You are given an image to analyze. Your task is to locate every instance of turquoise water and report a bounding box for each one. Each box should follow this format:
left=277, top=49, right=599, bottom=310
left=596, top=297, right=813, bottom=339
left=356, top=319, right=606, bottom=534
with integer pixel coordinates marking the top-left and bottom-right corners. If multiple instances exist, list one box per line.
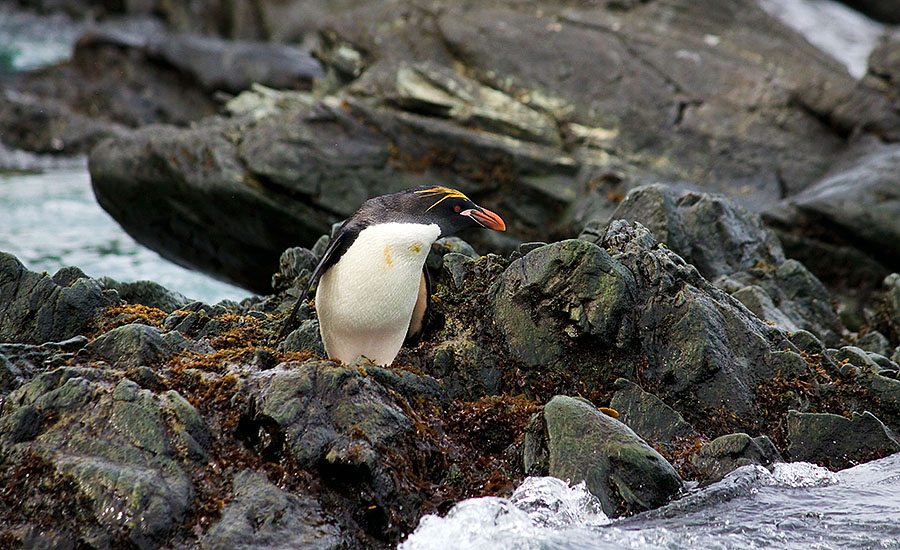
left=0, top=165, right=251, bottom=303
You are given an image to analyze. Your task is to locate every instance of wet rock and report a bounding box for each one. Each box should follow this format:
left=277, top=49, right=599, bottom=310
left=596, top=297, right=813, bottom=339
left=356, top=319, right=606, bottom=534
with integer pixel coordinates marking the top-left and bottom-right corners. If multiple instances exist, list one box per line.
left=609, top=379, right=697, bottom=445
left=590, top=184, right=785, bottom=280
left=785, top=410, right=900, bottom=469
left=99, top=277, right=190, bottom=313
left=691, top=433, right=782, bottom=485
left=200, top=470, right=343, bottom=550
left=772, top=138, right=900, bottom=280
left=0, top=253, right=119, bottom=345
left=2, top=366, right=195, bottom=549
left=238, top=359, right=432, bottom=538
left=492, top=239, right=636, bottom=367
left=531, top=395, right=682, bottom=516
left=84, top=323, right=212, bottom=369
left=715, top=259, right=843, bottom=347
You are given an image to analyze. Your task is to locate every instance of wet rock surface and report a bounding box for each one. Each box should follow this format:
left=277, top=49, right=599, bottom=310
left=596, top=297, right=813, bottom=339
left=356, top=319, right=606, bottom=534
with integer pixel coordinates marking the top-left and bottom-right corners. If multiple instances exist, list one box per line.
left=526, top=395, right=683, bottom=516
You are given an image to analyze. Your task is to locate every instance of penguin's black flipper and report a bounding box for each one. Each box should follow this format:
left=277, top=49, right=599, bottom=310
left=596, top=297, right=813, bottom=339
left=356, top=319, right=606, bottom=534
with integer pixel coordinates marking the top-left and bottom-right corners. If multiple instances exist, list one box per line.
left=404, top=267, right=433, bottom=346
left=276, top=229, right=354, bottom=343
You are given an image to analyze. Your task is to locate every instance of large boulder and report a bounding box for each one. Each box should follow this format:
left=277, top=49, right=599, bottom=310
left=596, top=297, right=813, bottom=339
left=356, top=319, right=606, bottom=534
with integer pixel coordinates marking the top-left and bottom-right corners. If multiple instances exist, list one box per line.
left=524, top=395, right=682, bottom=516
left=489, top=222, right=805, bottom=422
left=785, top=410, right=900, bottom=469
left=84, top=0, right=900, bottom=289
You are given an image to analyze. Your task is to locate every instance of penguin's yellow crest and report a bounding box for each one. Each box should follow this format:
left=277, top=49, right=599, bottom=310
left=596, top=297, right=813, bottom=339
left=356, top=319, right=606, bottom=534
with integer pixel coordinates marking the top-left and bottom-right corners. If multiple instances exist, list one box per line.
left=415, top=186, right=470, bottom=211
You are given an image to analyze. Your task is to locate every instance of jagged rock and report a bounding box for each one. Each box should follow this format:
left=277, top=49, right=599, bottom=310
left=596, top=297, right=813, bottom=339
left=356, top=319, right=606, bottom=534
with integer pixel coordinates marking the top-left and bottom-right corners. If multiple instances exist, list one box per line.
left=526, top=395, right=682, bottom=516
left=99, top=277, right=190, bottom=313
left=691, top=433, right=782, bottom=485
left=491, top=238, right=636, bottom=367
left=608, top=378, right=697, bottom=445
left=785, top=410, right=900, bottom=469
left=488, top=221, right=804, bottom=421
left=0, top=253, right=119, bottom=345
left=580, top=185, right=842, bottom=345
left=200, top=470, right=343, bottom=550
left=1, top=367, right=195, bottom=549
left=237, top=358, right=437, bottom=539
left=715, top=259, right=843, bottom=347
left=590, top=184, right=785, bottom=279
left=84, top=323, right=212, bottom=369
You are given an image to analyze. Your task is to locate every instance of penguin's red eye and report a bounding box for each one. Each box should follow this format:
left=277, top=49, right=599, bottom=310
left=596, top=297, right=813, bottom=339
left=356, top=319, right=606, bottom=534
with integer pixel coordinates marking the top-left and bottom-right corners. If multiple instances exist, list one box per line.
left=453, top=205, right=461, bottom=213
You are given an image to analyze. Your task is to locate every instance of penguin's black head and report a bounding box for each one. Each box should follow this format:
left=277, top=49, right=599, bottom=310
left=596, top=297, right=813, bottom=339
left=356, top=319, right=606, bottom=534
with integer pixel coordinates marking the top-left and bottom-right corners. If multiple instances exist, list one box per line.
left=359, top=186, right=506, bottom=237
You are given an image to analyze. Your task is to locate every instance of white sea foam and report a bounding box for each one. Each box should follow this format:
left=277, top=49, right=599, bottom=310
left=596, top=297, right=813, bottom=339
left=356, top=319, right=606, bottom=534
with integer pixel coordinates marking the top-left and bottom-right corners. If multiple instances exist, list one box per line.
left=400, top=478, right=609, bottom=550
left=757, top=0, right=885, bottom=79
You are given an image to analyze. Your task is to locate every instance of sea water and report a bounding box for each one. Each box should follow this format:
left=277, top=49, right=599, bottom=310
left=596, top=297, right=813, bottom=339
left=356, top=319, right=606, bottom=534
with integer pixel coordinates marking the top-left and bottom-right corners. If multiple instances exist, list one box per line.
left=0, top=164, right=249, bottom=304
left=401, top=453, right=900, bottom=550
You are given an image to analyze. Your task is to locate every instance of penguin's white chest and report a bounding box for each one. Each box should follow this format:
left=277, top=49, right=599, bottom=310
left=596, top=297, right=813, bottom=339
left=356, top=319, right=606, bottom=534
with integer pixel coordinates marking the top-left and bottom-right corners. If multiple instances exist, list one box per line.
left=315, top=222, right=441, bottom=365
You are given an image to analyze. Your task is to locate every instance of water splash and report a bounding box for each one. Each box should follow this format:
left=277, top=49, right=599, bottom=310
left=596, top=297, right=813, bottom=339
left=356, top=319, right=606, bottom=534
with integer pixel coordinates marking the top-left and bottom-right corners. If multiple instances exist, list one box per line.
left=401, top=454, right=900, bottom=550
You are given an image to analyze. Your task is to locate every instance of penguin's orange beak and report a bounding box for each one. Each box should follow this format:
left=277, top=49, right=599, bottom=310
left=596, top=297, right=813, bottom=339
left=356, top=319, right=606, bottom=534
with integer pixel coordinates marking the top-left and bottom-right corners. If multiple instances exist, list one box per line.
left=465, top=207, right=506, bottom=231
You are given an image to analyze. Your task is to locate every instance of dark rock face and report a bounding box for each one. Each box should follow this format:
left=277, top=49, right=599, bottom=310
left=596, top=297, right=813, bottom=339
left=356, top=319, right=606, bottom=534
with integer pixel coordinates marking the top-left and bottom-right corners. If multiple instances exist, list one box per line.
left=526, top=395, right=682, bottom=516
left=785, top=410, right=900, bottom=469
left=609, top=378, right=697, bottom=445
left=78, top=0, right=900, bottom=291
left=691, top=433, right=782, bottom=486
left=590, top=184, right=785, bottom=280
left=0, top=253, right=119, bottom=344
left=200, top=470, right=343, bottom=550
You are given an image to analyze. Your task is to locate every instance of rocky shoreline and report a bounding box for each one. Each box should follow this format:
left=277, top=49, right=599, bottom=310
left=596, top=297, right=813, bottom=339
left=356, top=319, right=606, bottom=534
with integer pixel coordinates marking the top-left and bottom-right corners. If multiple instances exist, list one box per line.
left=3, top=0, right=900, bottom=549
left=3, top=182, right=900, bottom=548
